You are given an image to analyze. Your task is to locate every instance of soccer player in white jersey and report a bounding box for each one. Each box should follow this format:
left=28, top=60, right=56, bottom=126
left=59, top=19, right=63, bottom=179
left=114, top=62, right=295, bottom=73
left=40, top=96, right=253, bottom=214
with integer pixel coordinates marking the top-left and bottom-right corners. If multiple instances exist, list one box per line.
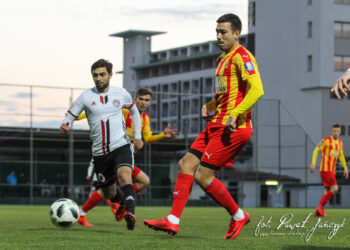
left=60, top=59, right=143, bottom=230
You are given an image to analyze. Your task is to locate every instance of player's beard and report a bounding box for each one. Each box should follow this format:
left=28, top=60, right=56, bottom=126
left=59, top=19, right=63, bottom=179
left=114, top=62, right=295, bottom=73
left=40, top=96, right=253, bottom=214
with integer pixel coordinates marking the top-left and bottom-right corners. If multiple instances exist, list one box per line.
left=95, top=81, right=109, bottom=93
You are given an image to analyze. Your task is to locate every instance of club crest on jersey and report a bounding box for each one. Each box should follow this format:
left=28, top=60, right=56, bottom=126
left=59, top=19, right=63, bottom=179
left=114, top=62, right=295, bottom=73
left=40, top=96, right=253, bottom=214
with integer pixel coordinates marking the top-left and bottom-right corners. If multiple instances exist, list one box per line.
left=113, top=99, right=120, bottom=108
left=244, top=61, right=255, bottom=72
left=91, top=101, right=96, bottom=106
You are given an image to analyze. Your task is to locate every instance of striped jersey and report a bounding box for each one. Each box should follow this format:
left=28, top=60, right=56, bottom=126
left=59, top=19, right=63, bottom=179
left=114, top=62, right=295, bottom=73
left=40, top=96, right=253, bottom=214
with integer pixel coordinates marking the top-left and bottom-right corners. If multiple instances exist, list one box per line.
left=68, top=86, right=141, bottom=156
left=123, top=109, right=165, bottom=144
left=211, top=45, right=260, bottom=128
left=315, top=137, right=345, bottom=173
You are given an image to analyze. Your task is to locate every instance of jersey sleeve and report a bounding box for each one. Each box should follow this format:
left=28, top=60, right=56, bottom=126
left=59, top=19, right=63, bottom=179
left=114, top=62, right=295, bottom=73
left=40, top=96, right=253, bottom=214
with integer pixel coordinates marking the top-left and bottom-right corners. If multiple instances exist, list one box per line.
left=339, top=141, right=348, bottom=170
left=142, top=114, right=165, bottom=144
left=69, top=93, right=85, bottom=117
left=203, top=100, right=216, bottom=111
left=311, top=139, right=327, bottom=165
left=122, top=89, right=134, bottom=109
left=234, top=50, right=260, bottom=81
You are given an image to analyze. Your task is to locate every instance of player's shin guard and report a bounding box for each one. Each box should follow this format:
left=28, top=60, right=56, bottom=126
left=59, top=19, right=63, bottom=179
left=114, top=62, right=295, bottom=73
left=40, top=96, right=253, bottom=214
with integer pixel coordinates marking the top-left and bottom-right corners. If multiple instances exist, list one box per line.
left=203, top=177, right=239, bottom=215
left=319, top=190, right=334, bottom=208
left=121, top=184, right=136, bottom=214
left=82, top=191, right=103, bottom=213
left=169, top=173, right=194, bottom=218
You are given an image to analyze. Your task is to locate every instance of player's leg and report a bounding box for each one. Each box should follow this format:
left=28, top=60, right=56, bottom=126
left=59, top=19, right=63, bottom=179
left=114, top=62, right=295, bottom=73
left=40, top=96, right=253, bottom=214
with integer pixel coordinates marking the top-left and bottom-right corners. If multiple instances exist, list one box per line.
left=78, top=188, right=104, bottom=226
left=197, top=126, right=251, bottom=239
left=116, top=165, right=136, bottom=230
left=132, top=167, right=150, bottom=193
left=315, top=173, right=337, bottom=217
left=143, top=152, right=200, bottom=235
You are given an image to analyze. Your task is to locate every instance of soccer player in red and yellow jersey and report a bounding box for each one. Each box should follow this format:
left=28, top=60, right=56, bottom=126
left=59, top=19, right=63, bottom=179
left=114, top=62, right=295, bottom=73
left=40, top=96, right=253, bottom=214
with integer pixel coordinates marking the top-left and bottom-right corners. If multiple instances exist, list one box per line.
left=310, top=124, right=349, bottom=217
left=77, top=88, right=176, bottom=226
left=144, top=13, right=264, bottom=239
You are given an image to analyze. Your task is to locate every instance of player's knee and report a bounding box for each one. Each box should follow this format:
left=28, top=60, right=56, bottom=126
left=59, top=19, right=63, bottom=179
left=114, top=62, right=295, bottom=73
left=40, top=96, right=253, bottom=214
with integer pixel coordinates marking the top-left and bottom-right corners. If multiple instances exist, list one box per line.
left=332, top=186, right=338, bottom=193
left=142, top=175, right=150, bottom=187
left=178, top=157, right=196, bottom=174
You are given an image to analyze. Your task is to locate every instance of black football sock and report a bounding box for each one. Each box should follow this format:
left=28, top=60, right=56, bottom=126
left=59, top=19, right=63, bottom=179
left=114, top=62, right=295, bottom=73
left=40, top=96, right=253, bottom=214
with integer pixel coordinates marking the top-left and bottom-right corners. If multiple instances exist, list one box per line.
left=110, top=188, right=123, bottom=204
left=121, top=184, right=136, bottom=214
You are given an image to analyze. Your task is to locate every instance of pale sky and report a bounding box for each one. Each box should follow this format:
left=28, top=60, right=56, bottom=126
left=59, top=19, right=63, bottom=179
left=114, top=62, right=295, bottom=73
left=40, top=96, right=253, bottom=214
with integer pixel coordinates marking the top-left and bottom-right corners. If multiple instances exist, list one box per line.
left=0, top=0, right=248, bottom=88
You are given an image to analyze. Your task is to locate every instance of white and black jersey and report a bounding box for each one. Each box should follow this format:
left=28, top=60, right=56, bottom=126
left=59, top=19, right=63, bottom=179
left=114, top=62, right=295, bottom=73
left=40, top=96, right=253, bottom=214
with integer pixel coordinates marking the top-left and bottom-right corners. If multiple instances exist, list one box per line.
left=62, top=86, right=141, bottom=156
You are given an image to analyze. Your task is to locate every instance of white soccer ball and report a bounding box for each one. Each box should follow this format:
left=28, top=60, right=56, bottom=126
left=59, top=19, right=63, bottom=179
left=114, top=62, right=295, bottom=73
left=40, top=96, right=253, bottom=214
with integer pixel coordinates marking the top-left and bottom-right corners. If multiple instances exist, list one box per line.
left=49, top=198, right=80, bottom=228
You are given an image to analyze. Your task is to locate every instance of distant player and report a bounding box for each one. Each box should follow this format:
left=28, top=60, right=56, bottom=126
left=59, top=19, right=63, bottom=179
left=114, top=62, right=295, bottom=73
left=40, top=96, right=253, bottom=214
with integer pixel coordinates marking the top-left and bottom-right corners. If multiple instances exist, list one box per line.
left=144, top=13, right=264, bottom=239
left=310, top=124, right=349, bottom=216
left=77, top=88, right=176, bottom=226
left=60, top=59, right=143, bottom=230
left=331, top=68, right=350, bottom=99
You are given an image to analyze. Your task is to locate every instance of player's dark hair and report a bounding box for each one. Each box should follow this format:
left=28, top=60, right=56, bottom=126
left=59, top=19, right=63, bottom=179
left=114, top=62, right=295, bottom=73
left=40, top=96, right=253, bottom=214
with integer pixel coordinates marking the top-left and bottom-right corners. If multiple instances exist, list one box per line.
left=136, top=88, right=152, bottom=98
left=91, top=59, right=113, bottom=74
left=217, top=13, right=242, bottom=32
left=332, top=123, right=341, bottom=128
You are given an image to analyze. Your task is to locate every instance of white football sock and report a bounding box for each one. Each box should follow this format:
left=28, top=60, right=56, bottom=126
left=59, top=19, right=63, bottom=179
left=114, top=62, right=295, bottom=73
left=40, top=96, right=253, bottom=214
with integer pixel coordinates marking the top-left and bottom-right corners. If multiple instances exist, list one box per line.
left=80, top=208, right=86, bottom=216
left=167, top=214, right=180, bottom=224
left=232, top=208, right=244, bottom=221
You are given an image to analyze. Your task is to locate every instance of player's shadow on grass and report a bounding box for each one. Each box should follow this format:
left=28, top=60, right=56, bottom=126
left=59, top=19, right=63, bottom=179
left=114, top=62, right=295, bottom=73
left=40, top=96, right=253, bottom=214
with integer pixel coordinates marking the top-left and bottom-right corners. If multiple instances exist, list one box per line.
left=283, top=246, right=350, bottom=250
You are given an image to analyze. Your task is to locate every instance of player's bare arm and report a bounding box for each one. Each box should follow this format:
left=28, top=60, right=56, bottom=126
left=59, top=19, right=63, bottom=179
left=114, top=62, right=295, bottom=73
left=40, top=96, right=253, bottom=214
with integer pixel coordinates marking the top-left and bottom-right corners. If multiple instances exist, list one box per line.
left=163, top=124, right=177, bottom=138
left=344, top=169, right=349, bottom=179
left=226, top=116, right=237, bottom=132
left=133, top=139, right=144, bottom=152
left=309, top=164, right=316, bottom=173
left=60, top=122, right=70, bottom=133
left=331, top=69, right=350, bottom=99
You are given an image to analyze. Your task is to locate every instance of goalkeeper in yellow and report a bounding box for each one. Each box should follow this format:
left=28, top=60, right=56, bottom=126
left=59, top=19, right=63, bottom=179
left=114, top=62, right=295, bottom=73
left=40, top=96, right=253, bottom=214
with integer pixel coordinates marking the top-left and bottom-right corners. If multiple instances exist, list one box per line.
left=77, top=88, right=176, bottom=226
left=310, top=124, right=348, bottom=217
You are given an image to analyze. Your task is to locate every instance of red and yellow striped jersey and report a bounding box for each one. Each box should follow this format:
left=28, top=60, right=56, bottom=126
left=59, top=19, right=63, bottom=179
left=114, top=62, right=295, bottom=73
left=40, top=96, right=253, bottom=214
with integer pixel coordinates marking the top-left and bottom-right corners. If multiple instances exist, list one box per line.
left=210, top=45, right=260, bottom=128
left=312, top=136, right=347, bottom=173
left=123, top=109, right=165, bottom=144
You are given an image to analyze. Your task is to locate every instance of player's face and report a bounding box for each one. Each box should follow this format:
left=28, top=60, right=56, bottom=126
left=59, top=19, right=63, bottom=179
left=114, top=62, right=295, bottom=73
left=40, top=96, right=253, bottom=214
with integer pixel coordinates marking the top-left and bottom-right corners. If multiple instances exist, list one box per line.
left=216, top=22, right=240, bottom=53
left=135, top=94, right=152, bottom=112
left=331, top=127, right=341, bottom=139
left=92, top=67, right=112, bottom=93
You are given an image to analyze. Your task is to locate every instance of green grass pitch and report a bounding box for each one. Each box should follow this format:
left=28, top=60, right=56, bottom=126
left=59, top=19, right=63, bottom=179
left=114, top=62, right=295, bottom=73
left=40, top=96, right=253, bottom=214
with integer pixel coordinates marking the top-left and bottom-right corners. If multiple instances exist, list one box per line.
left=0, top=205, right=349, bottom=249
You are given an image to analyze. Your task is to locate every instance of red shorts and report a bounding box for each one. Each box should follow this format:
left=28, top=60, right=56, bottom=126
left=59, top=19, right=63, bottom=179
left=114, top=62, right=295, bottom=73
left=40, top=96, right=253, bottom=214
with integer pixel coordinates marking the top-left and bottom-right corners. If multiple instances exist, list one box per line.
left=115, top=165, right=142, bottom=183
left=320, top=171, right=337, bottom=188
left=189, top=123, right=252, bottom=169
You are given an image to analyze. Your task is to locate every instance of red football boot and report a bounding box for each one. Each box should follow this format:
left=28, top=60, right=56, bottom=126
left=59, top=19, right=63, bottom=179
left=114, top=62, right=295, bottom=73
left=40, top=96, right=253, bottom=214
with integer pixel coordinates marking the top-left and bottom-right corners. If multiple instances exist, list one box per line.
left=124, top=212, right=136, bottom=230
left=314, top=207, right=327, bottom=217
left=224, top=211, right=250, bottom=240
left=77, top=215, right=93, bottom=227
left=106, top=199, right=120, bottom=215
left=144, top=218, right=179, bottom=236
left=115, top=204, right=126, bottom=221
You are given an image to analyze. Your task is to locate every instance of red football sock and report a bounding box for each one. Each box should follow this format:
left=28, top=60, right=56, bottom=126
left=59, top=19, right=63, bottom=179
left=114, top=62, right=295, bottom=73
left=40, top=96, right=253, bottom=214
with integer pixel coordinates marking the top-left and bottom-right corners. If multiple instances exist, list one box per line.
left=133, top=183, right=140, bottom=193
left=82, top=191, right=104, bottom=213
left=319, top=190, right=334, bottom=208
left=203, top=177, right=239, bottom=215
left=169, top=173, right=194, bottom=218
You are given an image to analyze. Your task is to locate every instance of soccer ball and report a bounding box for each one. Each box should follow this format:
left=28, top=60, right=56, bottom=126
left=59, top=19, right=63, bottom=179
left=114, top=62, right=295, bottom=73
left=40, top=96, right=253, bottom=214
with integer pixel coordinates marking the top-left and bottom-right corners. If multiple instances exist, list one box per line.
left=49, top=198, right=80, bottom=228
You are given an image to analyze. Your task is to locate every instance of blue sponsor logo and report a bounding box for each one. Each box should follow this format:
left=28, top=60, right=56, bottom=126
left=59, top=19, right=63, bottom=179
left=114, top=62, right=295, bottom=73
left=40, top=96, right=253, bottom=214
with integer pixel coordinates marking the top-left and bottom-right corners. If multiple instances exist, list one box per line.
left=244, top=62, right=254, bottom=72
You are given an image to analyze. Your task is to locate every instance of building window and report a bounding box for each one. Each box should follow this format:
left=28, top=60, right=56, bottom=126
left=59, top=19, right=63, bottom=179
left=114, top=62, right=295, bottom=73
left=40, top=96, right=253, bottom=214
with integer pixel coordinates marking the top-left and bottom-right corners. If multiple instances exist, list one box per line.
left=205, top=78, right=213, bottom=93
left=162, top=103, right=169, bottom=117
left=191, top=79, right=200, bottom=94
left=170, top=102, right=177, bottom=116
left=182, top=118, right=190, bottom=135
left=334, top=0, right=350, bottom=4
left=307, top=22, right=312, bottom=38
left=334, top=21, right=350, bottom=38
left=170, top=82, right=178, bottom=98
left=191, top=99, right=199, bottom=114
left=162, top=84, right=169, bottom=98
left=183, top=81, right=190, bottom=94
left=248, top=2, right=256, bottom=28
left=183, top=100, right=190, bottom=115
left=341, top=125, right=346, bottom=136
left=334, top=56, right=350, bottom=71
left=307, top=0, right=312, bottom=5
left=191, top=118, right=199, bottom=134
left=307, top=55, right=312, bottom=72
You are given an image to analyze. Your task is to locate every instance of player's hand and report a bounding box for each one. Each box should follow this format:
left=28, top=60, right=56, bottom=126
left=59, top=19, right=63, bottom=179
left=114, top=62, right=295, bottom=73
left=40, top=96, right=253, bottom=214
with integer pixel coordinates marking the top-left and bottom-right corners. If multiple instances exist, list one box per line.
left=134, top=139, right=144, bottom=152
left=86, top=176, right=91, bottom=181
left=344, top=170, right=349, bottom=179
left=60, top=122, right=70, bottom=133
left=163, top=124, right=177, bottom=138
left=225, top=116, right=237, bottom=132
left=309, top=164, right=316, bottom=173
left=202, top=106, right=214, bottom=121
left=331, top=71, right=350, bottom=99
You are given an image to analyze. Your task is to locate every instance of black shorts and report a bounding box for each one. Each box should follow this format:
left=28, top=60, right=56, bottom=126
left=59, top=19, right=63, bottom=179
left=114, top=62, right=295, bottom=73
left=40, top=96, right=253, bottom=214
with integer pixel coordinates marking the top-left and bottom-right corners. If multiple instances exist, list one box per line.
left=93, top=144, right=134, bottom=187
